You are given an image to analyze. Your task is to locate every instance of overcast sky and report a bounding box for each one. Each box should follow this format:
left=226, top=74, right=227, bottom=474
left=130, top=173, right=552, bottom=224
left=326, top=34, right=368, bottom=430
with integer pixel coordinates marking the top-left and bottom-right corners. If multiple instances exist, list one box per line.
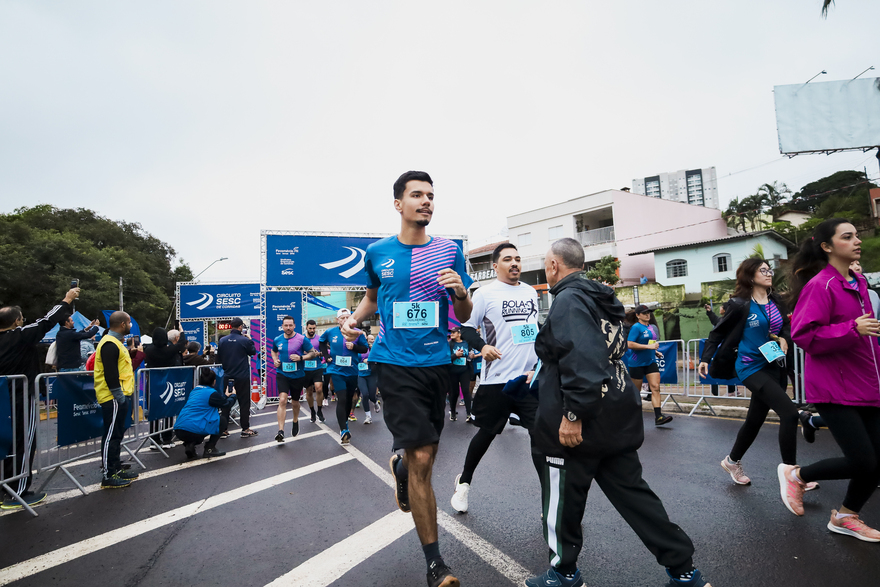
left=2, top=1, right=878, bottom=283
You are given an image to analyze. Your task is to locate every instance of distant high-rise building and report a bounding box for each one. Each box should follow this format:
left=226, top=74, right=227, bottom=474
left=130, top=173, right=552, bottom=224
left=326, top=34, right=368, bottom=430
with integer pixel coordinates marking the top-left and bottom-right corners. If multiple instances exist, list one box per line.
left=632, top=167, right=719, bottom=209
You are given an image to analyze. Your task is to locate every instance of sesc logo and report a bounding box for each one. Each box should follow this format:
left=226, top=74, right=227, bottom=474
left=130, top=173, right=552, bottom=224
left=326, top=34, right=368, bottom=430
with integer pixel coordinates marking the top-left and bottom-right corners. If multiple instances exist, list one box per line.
left=281, top=269, right=295, bottom=276
left=320, top=247, right=366, bottom=279
left=160, top=381, right=187, bottom=405
left=186, top=293, right=214, bottom=311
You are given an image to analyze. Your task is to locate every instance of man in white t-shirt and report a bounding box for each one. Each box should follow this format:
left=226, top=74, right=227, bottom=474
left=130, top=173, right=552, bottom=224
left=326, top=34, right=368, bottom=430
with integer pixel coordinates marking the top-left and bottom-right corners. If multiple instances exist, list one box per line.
left=451, top=242, right=539, bottom=513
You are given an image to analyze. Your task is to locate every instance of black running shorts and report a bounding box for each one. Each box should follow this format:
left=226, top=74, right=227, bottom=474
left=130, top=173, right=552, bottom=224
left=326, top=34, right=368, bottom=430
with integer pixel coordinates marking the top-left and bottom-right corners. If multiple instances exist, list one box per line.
left=374, top=362, right=449, bottom=451
left=276, top=373, right=305, bottom=395
left=304, top=370, right=324, bottom=386
left=471, top=383, right=538, bottom=435
left=628, top=363, right=659, bottom=380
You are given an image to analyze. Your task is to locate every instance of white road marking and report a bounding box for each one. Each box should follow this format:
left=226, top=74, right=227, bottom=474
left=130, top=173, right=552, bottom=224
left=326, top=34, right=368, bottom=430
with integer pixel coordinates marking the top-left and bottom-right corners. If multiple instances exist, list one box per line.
left=0, top=453, right=354, bottom=586
left=311, top=422, right=533, bottom=584
left=2, top=430, right=325, bottom=517
left=265, top=510, right=414, bottom=587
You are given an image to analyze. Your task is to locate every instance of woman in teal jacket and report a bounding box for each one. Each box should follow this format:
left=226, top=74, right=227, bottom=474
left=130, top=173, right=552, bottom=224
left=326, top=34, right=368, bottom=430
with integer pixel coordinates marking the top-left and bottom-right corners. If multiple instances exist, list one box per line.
left=175, top=369, right=236, bottom=459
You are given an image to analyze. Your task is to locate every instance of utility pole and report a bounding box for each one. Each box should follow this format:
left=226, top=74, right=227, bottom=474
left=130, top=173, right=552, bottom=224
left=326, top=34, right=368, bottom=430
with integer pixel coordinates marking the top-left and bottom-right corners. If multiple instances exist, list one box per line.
left=119, top=277, right=124, bottom=312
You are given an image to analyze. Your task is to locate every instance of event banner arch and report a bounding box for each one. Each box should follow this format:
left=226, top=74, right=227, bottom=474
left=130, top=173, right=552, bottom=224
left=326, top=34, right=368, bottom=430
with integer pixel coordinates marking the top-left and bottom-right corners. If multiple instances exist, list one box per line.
left=262, top=231, right=466, bottom=289
left=177, top=282, right=262, bottom=321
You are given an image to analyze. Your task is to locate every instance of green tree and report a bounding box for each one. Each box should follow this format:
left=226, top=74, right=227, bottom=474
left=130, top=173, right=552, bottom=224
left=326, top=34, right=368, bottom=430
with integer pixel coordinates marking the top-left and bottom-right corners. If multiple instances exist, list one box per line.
left=723, top=197, right=748, bottom=232
left=787, top=170, right=875, bottom=216
left=757, top=181, right=792, bottom=217
left=585, top=255, right=620, bottom=285
left=0, top=206, right=192, bottom=333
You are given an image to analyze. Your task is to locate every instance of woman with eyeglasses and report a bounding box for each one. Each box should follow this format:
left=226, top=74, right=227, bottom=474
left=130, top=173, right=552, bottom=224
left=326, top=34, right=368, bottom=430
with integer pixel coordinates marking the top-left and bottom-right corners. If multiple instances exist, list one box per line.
left=699, top=257, right=805, bottom=487
left=778, top=218, right=880, bottom=542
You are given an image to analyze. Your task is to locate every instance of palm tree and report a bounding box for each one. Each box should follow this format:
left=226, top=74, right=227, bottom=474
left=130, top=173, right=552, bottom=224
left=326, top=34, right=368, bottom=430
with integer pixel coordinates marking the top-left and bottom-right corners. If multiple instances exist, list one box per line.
left=822, top=1, right=835, bottom=17
left=757, top=181, right=792, bottom=217
left=724, top=197, right=747, bottom=232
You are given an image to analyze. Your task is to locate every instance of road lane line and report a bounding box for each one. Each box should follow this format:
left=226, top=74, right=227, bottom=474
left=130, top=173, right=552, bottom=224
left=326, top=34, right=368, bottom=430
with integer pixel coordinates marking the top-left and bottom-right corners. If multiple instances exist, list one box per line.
left=264, top=510, right=414, bottom=587
left=312, top=422, right=533, bottom=584
left=0, top=453, right=354, bottom=586
left=1, top=430, right=325, bottom=517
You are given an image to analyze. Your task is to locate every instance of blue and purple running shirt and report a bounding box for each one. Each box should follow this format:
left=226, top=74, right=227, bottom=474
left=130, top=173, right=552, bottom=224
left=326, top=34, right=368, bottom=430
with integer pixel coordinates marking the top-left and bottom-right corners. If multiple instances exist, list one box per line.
left=364, top=236, right=473, bottom=367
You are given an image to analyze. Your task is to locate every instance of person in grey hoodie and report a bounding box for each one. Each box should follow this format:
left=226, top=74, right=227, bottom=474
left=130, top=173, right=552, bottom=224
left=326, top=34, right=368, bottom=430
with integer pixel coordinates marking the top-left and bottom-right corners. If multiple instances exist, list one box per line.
left=781, top=218, right=880, bottom=542
left=526, top=238, right=711, bottom=587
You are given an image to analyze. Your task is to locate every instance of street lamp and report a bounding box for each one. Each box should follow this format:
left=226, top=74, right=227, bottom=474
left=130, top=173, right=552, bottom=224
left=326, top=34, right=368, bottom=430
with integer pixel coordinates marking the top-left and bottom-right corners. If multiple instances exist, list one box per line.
left=805, top=70, right=827, bottom=84
left=852, top=66, right=875, bottom=81
left=164, top=257, right=228, bottom=329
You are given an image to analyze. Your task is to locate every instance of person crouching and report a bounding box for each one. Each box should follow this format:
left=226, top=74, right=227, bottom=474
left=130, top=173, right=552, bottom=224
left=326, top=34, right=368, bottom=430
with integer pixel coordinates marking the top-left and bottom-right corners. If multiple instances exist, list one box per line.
left=174, top=369, right=235, bottom=459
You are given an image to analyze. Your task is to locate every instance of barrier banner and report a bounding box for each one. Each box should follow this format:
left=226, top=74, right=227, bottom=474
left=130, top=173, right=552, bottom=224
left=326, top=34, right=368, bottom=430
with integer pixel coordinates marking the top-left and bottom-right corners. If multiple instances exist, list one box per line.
left=658, top=341, right=678, bottom=384
left=54, top=374, right=103, bottom=447
left=698, top=339, right=742, bottom=387
left=147, top=369, right=193, bottom=421
left=181, top=321, right=206, bottom=354
left=0, top=378, right=11, bottom=461
left=179, top=283, right=261, bottom=320
left=266, top=234, right=464, bottom=287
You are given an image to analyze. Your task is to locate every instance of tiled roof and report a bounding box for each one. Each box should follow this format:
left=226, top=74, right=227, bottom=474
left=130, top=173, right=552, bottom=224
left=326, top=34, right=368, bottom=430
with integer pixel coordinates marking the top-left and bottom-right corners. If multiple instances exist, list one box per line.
left=629, top=230, right=794, bottom=255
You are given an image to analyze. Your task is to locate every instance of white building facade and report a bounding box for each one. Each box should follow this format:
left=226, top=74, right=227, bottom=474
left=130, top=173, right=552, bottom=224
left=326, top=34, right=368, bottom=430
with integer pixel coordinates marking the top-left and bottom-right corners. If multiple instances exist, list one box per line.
left=632, top=167, right=719, bottom=209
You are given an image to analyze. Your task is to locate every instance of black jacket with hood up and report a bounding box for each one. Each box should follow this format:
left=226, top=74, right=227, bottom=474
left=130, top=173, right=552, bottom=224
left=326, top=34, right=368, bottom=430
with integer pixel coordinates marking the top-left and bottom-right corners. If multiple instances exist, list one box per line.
left=143, top=328, right=187, bottom=369
left=532, top=272, right=644, bottom=459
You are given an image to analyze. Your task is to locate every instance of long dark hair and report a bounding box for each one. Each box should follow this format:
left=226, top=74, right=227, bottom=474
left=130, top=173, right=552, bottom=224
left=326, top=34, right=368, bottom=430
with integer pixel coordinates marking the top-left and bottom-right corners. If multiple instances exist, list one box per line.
left=733, top=257, right=769, bottom=300
left=785, top=218, right=851, bottom=308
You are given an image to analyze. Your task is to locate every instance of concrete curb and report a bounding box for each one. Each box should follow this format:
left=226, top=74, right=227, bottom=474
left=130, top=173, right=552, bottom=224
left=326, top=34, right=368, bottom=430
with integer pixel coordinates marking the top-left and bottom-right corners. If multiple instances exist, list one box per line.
left=642, top=398, right=784, bottom=421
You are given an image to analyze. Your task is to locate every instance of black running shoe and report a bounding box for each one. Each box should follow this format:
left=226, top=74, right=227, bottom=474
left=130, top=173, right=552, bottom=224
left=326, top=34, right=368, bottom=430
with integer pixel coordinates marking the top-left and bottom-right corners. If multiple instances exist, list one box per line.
left=450, top=411, right=457, bottom=422
left=275, top=430, right=285, bottom=443
left=310, top=409, right=317, bottom=423
left=101, top=473, right=132, bottom=489
left=291, top=420, right=299, bottom=437
left=0, top=491, right=48, bottom=510
left=655, top=414, right=673, bottom=426
left=204, top=447, right=226, bottom=457
left=317, top=407, right=325, bottom=423
left=389, top=454, right=410, bottom=513
left=426, top=560, right=460, bottom=587
left=799, top=411, right=816, bottom=443
left=117, top=469, right=139, bottom=481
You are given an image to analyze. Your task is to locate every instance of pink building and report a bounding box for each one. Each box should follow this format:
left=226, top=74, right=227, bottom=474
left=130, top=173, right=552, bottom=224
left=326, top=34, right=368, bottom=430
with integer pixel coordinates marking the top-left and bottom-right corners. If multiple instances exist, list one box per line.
left=506, top=189, right=729, bottom=286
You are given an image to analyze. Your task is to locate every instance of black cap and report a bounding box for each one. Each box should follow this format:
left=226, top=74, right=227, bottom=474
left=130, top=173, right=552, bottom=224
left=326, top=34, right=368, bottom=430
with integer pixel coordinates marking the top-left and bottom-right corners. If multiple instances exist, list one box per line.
left=634, top=305, right=652, bottom=314
left=230, top=317, right=245, bottom=328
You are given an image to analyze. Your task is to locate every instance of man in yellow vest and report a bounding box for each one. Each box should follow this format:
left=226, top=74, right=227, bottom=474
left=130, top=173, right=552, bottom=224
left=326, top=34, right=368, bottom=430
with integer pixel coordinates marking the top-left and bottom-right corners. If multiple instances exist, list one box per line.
left=94, top=311, right=139, bottom=489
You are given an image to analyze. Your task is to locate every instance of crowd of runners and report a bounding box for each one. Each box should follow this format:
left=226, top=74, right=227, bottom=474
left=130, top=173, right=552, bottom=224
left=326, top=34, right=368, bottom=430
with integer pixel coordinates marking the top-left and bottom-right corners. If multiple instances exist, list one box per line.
left=3, top=170, right=880, bottom=587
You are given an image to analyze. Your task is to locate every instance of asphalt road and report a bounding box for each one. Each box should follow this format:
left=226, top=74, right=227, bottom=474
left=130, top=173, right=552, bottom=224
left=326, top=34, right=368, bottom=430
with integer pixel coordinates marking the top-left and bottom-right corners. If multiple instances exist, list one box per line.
left=1, top=400, right=879, bottom=587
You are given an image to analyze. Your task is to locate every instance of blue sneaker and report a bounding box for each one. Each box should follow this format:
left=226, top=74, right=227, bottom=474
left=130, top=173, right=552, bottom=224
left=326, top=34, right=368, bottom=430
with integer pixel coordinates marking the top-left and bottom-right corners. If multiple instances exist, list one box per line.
left=524, top=568, right=583, bottom=587
left=666, top=568, right=711, bottom=586
left=340, top=429, right=351, bottom=445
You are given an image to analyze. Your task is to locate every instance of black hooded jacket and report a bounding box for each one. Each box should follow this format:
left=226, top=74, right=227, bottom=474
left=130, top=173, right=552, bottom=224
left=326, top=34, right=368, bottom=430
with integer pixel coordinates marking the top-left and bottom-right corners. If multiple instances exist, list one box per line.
left=143, top=328, right=187, bottom=369
left=532, top=272, right=644, bottom=459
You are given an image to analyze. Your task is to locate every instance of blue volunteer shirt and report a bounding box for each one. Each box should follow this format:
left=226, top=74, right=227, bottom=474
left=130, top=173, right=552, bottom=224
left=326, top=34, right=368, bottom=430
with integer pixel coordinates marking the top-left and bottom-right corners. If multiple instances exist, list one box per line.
left=627, top=322, right=656, bottom=367
left=272, top=333, right=314, bottom=378
left=735, top=300, right=783, bottom=381
left=320, top=326, right=367, bottom=377
left=364, top=236, right=473, bottom=368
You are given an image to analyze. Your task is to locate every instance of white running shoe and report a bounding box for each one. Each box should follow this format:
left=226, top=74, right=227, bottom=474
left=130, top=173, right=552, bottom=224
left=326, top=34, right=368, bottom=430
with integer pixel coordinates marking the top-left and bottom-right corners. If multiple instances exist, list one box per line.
left=450, top=473, right=470, bottom=513
left=364, top=414, right=372, bottom=425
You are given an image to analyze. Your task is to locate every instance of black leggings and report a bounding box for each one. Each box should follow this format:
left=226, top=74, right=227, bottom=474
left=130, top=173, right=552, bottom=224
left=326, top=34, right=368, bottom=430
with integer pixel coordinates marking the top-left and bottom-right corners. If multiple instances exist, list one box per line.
left=332, top=375, right=358, bottom=432
left=448, top=369, right=472, bottom=416
left=460, top=427, right=496, bottom=485
left=730, top=364, right=799, bottom=465
left=799, top=404, right=880, bottom=512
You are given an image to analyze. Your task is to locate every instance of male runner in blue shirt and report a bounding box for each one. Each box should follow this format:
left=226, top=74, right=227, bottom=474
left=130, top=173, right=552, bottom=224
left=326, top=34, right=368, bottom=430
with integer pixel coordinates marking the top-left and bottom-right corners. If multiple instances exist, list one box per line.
left=271, top=315, right=318, bottom=442
left=342, top=171, right=472, bottom=587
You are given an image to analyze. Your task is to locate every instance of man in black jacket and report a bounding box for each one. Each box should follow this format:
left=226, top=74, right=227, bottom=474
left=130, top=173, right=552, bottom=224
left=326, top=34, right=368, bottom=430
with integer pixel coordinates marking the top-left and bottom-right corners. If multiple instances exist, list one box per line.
left=1, top=287, right=79, bottom=509
left=218, top=318, right=257, bottom=437
left=55, top=314, right=100, bottom=371
left=143, top=327, right=188, bottom=448
left=526, top=238, right=711, bottom=587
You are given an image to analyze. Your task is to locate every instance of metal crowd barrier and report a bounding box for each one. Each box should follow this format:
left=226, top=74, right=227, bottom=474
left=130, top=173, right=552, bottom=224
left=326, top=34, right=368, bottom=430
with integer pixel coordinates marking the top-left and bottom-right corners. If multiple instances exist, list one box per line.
left=131, top=366, right=197, bottom=457
left=657, top=339, right=686, bottom=413
left=791, top=343, right=806, bottom=404
left=684, top=339, right=743, bottom=416
left=0, top=375, right=39, bottom=516
left=35, top=371, right=144, bottom=497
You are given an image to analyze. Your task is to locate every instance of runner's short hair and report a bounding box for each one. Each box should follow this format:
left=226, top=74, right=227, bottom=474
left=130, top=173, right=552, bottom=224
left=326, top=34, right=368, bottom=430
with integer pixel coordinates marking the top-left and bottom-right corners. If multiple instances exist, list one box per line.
left=492, top=243, right=518, bottom=263
left=0, top=306, right=22, bottom=329
left=393, top=171, right=433, bottom=200
left=282, top=315, right=295, bottom=323
left=306, top=319, right=316, bottom=327
left=550, top=238, right=585, bottom=270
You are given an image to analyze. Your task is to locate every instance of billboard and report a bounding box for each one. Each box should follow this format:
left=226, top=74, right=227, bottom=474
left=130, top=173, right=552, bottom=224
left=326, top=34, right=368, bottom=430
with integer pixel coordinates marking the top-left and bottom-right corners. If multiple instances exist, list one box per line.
left=265, top=290, right=305, bottom=339
left=265, top=234, right=465, bottom=287
left=180, top=321, right=206, bottom=354
left=178, top=283, right=261, bottom=320
left=775, top=77, right=880, bottom=154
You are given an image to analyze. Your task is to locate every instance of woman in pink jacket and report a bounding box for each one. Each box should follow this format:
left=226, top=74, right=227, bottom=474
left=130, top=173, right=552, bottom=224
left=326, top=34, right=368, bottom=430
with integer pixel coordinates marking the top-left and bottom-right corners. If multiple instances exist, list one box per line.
left=781, top=218, right=880, bottom=542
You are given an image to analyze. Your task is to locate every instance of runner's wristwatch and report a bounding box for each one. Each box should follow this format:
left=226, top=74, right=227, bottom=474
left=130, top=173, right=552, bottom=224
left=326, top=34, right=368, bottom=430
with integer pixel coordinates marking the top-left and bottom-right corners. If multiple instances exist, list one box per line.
left=566, top=411, right=578, bottom=422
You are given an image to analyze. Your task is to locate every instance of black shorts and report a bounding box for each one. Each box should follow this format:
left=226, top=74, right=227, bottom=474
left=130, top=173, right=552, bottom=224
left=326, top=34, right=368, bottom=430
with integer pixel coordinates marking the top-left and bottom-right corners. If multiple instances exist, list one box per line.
left=375, top=362, right=449, bottom=451
left=276, top=374, right=305, bottom=395
left=471, top=383, right=538, bottom=435
left=628, top=363, right=659, bottom=380
left=304, top=370, right=324, bottom=386
left=471, top=366, right=481, bottom=382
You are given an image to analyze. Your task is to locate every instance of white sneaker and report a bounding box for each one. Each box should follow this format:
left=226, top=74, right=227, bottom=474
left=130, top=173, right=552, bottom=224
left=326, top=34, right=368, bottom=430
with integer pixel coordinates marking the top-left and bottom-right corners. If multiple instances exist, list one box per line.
left=364, top=415, right=372, bottom=425
left=450, top=473, right=470, bottom=513
left=322, top=399, right=329, bottom=407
